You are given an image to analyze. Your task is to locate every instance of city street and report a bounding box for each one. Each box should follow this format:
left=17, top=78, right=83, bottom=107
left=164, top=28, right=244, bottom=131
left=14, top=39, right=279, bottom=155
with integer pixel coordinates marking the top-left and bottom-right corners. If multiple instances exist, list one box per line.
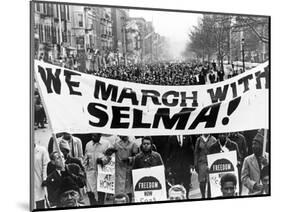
left=31, top=3, right=267, bottom=209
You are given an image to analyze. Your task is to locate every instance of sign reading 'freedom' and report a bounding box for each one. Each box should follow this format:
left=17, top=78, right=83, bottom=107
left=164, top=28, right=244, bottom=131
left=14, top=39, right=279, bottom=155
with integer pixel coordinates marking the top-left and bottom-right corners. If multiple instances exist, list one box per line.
left=34, top=60, right=269, bottom=135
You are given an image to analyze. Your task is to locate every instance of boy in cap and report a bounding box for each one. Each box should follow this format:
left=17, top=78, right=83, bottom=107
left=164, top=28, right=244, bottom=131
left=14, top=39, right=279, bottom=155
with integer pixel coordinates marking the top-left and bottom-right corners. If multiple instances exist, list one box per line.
left=241, top=132, right=269, bottom=194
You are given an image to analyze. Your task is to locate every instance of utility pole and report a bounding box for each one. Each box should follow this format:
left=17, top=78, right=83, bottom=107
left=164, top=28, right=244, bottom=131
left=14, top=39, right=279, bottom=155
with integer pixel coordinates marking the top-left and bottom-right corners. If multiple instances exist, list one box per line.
left=229, top=17, right=232, bottom=64
left=58, top=4, right=63, bottom=57
left=241, top=37, right=245, bottom=72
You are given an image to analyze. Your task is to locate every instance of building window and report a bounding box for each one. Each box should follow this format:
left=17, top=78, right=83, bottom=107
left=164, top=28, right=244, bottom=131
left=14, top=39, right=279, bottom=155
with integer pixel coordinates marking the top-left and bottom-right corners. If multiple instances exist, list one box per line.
left=55, top=4, right=58, bottom=18
left=47, top=4, right=52, bottom=16
left=56, top=27, right=60, bottom=43
left=78, top=14, right=83, bottom=27
left=52, top=25, right=57, bottom=44
left=35, top=3, right=40, bottom=12
left=43, top=3, right=47, bottom=14
left=39, top=24, right=43, bottom=43
left=45, top=26, right=51, bottom=43
left=60, top=5, right=65, bottom=20
left=44, top=25, right=47, bottom=42
left=66, top=6, right=70, bottom=21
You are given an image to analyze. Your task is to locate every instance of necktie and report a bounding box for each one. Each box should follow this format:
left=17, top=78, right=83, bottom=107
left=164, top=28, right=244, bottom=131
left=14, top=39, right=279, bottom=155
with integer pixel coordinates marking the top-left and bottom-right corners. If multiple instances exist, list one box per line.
left=178, top=135, right=183, bottom=147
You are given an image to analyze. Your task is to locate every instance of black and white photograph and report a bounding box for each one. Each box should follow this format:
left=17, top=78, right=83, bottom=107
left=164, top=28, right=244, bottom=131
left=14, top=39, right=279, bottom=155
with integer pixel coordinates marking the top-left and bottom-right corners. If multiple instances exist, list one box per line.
left=30, top=0, right=270, bottom=211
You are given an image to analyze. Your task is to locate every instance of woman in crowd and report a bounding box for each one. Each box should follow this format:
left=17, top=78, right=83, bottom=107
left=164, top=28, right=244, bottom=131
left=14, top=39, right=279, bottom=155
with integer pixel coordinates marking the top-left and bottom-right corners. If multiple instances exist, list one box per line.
left=194, top=134, right=217, bottom=198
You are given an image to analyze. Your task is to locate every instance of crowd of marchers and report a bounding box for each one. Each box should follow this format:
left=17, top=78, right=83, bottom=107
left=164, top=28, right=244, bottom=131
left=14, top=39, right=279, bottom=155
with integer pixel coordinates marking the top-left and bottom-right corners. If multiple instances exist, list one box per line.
left=34, top=130, right=269, bottom=209
left=34, top=58, right=268, bottom=209
left=38, top=51, right=245, bottom=86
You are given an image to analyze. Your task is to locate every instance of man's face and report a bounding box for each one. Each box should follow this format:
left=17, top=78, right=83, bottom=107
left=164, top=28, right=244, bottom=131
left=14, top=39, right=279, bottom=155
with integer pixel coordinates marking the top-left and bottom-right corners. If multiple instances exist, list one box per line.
left=142, top=139, right=152, bottom=152
left=221, top=181, right=236, bottom=197
left=60, top=190, right=80, bottom=207
left=203, top=134, right=210, bottom=138
left=169, top=190, right=185, bottom=200
left=61, top=148, right=69, bottom=158
left=252, top=140, right=263, bottom=156
left=120, top=136, right=129, bottom=142
left=219, top=133, right=227, bottom=142
left=92, top=133, right=101, bottom=143
left=63, top=133, right=71, bottom=140
left=52, top=153, right=65, bottom=170
left=262, top=176, right=269, bottom=194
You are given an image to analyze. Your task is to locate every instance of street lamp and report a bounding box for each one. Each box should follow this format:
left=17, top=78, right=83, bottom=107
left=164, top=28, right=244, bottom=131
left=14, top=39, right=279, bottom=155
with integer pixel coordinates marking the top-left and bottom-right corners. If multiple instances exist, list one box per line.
left=241, top=38, right=245, bottom=72
left=116, top=49, right=119, bottom=65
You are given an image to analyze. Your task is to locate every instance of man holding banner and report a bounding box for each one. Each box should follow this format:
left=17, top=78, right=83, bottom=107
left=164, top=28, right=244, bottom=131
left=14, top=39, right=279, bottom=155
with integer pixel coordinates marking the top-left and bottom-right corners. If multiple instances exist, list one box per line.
left=241, top=132, right=269, bottom=195
left=209, top=133, right=241, bottom=164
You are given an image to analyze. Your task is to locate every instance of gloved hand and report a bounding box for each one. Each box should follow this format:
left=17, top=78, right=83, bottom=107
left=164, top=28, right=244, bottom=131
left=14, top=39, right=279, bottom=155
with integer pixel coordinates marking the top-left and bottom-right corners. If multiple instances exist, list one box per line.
left=122, top=158, right=130, bottom=164
left=253, top=183, right=263, bottom=192
left=105, top=147, right=117, bottom=156
left=96, top=158, right=103, bottom=165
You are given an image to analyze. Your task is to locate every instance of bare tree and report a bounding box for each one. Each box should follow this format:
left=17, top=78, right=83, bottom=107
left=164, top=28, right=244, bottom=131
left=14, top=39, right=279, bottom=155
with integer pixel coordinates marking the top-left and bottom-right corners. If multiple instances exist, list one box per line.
left=234, top=16, right=269, bottom=43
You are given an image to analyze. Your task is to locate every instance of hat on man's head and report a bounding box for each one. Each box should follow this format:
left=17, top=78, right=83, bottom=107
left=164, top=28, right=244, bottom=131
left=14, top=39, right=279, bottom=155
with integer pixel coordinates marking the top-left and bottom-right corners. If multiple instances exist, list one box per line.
left=59, top=139, right=70, bottom=151
left=253, top=133, right=264, bottom=145
left=59, top=176, right=79, bottom=197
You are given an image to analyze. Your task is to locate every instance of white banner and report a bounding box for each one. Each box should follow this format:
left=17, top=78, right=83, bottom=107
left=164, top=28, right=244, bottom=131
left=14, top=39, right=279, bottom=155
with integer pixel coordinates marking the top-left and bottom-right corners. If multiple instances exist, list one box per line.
left=132, top=165, right=167, bottom=202
left=97, top=155, right=115, bottom=194
left=207, top=151, right=239, bottom=197
left=34, top=60, right=269, bottom=135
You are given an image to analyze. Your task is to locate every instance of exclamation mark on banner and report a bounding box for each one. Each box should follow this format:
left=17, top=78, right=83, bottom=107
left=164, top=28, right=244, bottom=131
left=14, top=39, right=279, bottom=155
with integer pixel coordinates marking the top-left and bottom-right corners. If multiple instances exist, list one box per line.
left=222, top=96, right=241, bottom=125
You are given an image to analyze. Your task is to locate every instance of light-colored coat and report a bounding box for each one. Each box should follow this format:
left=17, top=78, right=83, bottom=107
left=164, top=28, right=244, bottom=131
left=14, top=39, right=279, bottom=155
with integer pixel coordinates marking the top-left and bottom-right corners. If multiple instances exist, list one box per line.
left=241, top=153, right=269, bottom=194
left=83, top=140, right=111, bottom=193
left=34, top=145, right=49, bottom=202
left=114, top=140, right=139, bottom=194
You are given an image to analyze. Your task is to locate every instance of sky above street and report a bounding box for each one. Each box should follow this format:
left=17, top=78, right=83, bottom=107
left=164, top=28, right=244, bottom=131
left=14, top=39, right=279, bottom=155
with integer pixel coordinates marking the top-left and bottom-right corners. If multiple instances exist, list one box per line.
left=129, top=9, right=202, bottom=59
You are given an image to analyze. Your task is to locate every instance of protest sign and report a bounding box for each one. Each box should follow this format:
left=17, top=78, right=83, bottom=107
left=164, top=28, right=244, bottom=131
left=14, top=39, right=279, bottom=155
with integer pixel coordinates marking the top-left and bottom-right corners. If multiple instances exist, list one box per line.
left=34, top=60, right=269, bottom=135
left=132, top=165, right=167, bottom=202
left=207, top=151, right=239, bottom=197
left=97, top=155, right=115, bottom=194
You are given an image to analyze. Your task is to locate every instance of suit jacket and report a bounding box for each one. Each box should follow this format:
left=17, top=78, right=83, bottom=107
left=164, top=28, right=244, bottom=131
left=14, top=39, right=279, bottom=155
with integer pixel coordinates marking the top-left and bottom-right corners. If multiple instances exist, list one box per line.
left=166, top=135, right=194, bottom=170
left=209, top=138, right=242, bottom=162
left=229, top=133, right=248, bottom=161
left=43, top=164, right=85, bottom=206
left=133, top=151, right=163, bottom=169
left=241, top=153, right=269, bottom=194
left=194, top=135, right=217, bottom=167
